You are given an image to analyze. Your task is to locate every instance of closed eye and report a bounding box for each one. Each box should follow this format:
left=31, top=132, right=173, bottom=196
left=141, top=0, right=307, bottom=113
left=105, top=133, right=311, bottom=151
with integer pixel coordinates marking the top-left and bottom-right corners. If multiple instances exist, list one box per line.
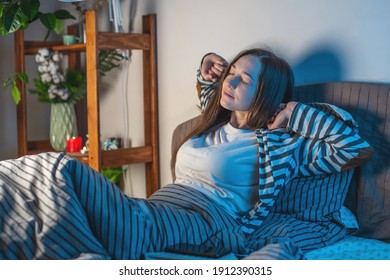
left=230, top=65, right=252, bottom=85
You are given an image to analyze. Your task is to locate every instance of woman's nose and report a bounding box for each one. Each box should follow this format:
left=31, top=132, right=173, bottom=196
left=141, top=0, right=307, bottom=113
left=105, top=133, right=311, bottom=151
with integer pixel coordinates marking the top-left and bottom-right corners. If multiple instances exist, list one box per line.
left=227, top=77, right=238, bottom=88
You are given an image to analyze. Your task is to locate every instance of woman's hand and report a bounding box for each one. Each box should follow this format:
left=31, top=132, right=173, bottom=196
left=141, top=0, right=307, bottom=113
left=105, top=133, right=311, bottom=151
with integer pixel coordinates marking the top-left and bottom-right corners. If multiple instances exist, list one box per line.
left=201, top=53, right=228, bottom=82
left=267, top=102, right=298, bottom=130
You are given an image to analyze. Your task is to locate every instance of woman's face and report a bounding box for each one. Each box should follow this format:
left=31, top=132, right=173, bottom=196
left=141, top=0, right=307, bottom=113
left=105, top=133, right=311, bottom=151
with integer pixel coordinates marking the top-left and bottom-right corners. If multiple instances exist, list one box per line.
left=220, top=54, right=261, bottom=113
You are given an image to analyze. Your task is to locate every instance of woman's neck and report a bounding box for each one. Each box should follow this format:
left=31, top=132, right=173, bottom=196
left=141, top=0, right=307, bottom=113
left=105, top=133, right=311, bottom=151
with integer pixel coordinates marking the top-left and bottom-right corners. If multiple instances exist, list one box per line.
left=230, top=111, right=249, bottom=129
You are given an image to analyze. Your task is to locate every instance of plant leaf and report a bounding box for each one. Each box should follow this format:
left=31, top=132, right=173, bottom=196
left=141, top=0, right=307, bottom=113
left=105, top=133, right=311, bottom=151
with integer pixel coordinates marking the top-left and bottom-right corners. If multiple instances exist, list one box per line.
left=0, top=23, right=7, bottom=36
left=53, top=9, right=76, bottom=20
left=98, top=50, right=127, bottom=77
left=3, top=72, right=28, bottom=104
left=11, top=84, right=21, bottom=105
left=102, top=167, right=123, bottom=185
left=53, top=18, right=64, bottom=34
left=31, top=10, right=41, bottom=22
left=39, top=12, right=58, bottom=40
left=17, top=72, right=29, bottom=84
left=20, top=0, right=40, bottom=20
left=3, top=76, right=12, bottom=88
left=39, top=12, right=57, bottom=31
left=3, top=5, right=22, bottom=33
left=0, top=4, right=4, bottom=35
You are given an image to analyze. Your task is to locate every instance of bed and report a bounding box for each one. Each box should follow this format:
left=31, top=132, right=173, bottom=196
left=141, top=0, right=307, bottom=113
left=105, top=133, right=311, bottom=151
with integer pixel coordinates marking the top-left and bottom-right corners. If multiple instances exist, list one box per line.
left=296, top=82, right=390, bottom=260
left=171, top=81, right=390, bottom=260
left=1, top=82, right=390, bottom=260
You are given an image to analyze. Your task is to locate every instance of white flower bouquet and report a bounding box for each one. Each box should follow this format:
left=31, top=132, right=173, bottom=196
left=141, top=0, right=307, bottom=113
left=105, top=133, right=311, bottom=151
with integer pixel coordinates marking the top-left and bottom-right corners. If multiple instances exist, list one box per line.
left=29, top=48, right=85, bottom=104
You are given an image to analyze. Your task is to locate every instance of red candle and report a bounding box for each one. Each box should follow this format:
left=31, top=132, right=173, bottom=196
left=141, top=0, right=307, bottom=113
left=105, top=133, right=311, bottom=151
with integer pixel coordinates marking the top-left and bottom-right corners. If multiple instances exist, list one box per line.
left=67, top=136, right=83, bottom=153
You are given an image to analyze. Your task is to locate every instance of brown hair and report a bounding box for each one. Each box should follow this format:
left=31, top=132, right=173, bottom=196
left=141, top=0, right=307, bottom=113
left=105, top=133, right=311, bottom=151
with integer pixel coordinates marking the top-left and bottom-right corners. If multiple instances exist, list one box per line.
left=171, top=48, right=294, bottom=171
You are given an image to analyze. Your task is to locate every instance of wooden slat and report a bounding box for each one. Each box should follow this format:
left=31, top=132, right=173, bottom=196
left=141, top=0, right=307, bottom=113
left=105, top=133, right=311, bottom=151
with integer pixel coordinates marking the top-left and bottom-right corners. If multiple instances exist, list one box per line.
left=24, top=42, right=85, bottom=55
left=101, top=147, right=153, bottom=168
left=66, top=146, right=153, bottom=168
left=66, top=153, right=89, bottom=165
left=85, top=10, right=101, bottom=171
left=142, top=14, right=159, bottom=197
left=67, top=24, right=81, bottom=70
left=14, top=30, right=28, bottom=157
left=97, top=32, right=150, bottom=50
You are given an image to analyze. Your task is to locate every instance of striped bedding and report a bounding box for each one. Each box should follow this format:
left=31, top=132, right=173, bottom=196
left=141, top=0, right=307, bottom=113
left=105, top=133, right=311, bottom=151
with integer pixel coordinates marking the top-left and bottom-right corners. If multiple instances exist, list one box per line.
left=0, top=103, right=374, bottom=260
left=0, top=151, right=372, bottom=260
left=0, top=153, right=110, bottom=259
left=1, top=152, right=302, bottom=260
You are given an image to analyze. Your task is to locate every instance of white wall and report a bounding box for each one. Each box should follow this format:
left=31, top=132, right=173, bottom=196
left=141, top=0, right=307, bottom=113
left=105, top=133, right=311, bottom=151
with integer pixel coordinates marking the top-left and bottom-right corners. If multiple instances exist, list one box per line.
left=1, top=0, right=389, bottom=198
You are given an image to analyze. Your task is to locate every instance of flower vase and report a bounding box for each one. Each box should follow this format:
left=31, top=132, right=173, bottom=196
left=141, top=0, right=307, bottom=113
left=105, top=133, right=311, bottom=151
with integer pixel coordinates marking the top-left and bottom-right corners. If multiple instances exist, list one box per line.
left=50, top=103, right=78, bottom=151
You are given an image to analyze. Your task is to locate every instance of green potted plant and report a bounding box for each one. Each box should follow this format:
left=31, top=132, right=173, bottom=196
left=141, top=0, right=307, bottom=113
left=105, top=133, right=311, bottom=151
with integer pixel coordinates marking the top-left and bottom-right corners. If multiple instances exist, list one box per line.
left=1, top=0, right=76, bottom=104
left=30, top=47, right=85, bottom=151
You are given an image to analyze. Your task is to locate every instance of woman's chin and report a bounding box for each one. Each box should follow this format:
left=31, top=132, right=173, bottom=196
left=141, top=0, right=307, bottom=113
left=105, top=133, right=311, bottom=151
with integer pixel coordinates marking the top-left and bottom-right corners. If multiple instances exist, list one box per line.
left=220, top=99, right=232, bottom=111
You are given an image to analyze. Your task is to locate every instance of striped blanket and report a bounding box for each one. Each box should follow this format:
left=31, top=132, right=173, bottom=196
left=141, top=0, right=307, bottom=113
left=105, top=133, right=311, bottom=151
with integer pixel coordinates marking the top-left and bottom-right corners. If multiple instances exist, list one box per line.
left=0, top=151, right=362, bottom=260
left=0, top=153, right=111, bottom=259
left=1, top=152, right=300, bottom=259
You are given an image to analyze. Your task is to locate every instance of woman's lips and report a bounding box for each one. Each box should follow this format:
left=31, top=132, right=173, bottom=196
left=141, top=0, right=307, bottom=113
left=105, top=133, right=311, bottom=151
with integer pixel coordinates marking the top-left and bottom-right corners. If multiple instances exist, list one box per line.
left=223, top=91, right=234, bottom=99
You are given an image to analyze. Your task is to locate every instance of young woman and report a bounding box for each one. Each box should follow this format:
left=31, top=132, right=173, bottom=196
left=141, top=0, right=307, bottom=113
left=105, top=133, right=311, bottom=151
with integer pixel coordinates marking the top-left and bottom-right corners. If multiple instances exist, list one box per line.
left=165, top=48, right=373, bottom=256
left=0, top=48, right=373, bottom=260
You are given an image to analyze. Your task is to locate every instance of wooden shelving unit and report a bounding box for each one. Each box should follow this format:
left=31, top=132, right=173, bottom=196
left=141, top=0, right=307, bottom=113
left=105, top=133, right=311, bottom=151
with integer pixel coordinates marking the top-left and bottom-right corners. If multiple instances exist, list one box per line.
left=14, top=10, right=159, bottom=197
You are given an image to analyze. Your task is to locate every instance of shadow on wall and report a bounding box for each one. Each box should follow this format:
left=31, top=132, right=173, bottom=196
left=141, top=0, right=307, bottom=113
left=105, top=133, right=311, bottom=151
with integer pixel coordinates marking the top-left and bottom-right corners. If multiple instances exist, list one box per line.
left=292, top=47, right=343, bottom=86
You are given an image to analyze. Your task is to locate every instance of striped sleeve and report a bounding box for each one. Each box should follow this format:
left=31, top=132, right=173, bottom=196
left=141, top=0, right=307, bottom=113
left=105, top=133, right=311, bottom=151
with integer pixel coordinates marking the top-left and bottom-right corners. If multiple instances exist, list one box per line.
left=196, top=69, right=218, bottom=112
left=240, top=102, right=373, bottom=235
left=287, top=103, right=374, bottom=177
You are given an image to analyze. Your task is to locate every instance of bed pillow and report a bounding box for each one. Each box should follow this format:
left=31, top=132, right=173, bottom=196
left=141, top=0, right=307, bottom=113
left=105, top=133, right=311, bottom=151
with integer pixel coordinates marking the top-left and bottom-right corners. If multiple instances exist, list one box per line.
left=293, top=82, right=390, bottom=242
left=270, top=169, right=354, bottom=228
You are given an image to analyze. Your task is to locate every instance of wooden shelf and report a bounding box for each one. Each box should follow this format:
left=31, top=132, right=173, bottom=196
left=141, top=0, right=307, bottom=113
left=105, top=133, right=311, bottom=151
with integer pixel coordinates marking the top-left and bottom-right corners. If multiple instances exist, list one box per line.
left=23, top=32, right=151, bottom=54
left=24, top=41, right=86, bottom=54
left=14, top=10, right=160, bottom=197
left=68, top=146, right=154, bottom=168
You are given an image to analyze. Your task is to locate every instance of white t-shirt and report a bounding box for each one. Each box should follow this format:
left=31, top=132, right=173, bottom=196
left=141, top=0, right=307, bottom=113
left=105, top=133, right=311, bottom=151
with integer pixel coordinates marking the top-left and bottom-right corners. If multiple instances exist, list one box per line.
left=174, top=122, right=259, bottom=218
